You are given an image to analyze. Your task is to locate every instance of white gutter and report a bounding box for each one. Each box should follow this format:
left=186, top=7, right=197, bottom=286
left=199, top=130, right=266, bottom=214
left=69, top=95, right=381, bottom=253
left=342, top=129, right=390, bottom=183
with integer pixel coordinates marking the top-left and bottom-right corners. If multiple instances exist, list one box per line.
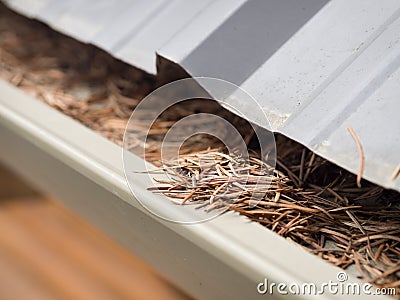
left=0, top=80, right=386, bottom=299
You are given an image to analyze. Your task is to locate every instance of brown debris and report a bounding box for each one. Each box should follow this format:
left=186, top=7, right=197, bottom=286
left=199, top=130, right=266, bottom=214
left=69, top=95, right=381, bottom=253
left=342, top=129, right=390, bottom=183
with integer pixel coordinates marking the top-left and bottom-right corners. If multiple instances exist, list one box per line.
left=347, top=126, right=365, bottom=188
left=392, top=164, right=400, bottom=181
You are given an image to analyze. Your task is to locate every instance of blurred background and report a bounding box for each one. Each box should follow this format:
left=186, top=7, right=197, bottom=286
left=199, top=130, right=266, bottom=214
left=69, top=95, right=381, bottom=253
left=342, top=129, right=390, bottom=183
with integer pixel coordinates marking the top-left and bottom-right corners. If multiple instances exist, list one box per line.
left=0, top=163, right=192, bottom=300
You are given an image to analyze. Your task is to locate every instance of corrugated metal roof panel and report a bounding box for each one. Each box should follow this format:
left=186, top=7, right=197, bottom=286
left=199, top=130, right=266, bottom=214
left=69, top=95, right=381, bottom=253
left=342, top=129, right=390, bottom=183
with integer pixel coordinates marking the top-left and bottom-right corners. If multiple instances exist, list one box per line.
left=5, top=0, right=243, bottom=74
left=158, top=0, right=247, bottom=63
left=160, top=0, right=400, bottom=192
left=114, top=0, right=215, bottom=74
left=5, top=0, right=50, bottom=17
left=92, top=0, right=169, bottom=53
left=5, top=0, right=400, bottom=192
left=178, top=0, right=329, bottom=86
left=42, top=0, right=136, bottom=42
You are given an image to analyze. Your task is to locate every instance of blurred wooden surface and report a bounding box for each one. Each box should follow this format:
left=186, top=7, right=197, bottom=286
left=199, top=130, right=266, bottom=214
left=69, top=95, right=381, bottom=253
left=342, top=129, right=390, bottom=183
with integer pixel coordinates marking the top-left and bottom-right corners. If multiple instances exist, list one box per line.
left=0, top=165, right=192, bottom=300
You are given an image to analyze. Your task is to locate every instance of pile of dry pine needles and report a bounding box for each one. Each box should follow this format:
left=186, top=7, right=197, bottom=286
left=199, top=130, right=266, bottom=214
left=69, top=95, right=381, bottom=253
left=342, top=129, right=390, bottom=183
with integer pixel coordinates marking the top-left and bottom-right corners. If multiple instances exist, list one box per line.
left=1, top=5, right=399, bottom=295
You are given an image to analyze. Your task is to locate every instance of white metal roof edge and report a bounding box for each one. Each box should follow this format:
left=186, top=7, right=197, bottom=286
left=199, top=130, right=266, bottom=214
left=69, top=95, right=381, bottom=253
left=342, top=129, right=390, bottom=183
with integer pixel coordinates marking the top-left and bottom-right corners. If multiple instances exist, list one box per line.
left=157, top=0, right=400, bottom=193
